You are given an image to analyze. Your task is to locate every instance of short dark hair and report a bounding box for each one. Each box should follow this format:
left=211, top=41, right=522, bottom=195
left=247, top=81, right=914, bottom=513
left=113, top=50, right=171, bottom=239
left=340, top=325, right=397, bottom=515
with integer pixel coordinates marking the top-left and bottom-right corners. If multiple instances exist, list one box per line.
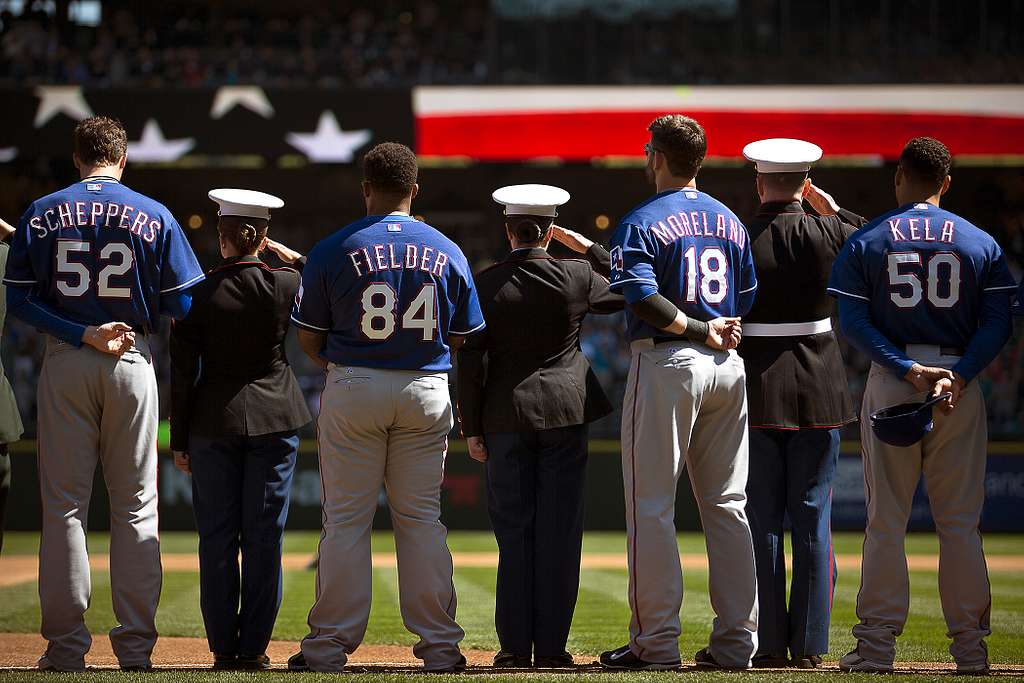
left=363, top=142, right=418, bottom=196
left=648, top=115, right=706, bottom=180
left=505, top=215, right=553, bottom=244
left=74, top=116, right=127, bottom=166
left=899, top=137, right=951, bottom=189
left=760, top=171, right=808, bottom=194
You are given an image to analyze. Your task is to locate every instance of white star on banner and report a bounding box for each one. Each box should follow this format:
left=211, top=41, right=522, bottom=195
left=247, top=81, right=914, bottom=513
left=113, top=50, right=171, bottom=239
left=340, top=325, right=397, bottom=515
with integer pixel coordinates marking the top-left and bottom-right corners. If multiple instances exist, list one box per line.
left=0, top=148, right=16, bottom=163
left=34, top=86, right=93, bottom=128
left=286, top=111, right=371, bottom=163
left=210, top=86, right=275, bottom=119
left=127, top=120, right=195, bottom=163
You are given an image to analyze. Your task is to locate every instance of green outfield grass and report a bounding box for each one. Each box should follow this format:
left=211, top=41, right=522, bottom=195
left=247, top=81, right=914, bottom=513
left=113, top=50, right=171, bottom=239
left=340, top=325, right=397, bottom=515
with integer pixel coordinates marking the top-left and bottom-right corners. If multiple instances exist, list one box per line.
left=1, top=531, right=1022, bottom=683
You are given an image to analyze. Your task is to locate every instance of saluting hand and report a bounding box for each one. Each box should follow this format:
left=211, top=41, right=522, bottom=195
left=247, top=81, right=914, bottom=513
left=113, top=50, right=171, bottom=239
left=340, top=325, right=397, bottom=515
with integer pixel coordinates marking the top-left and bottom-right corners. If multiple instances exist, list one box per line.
left=83, top=322, right=135, bottom=357
left=550, top=225, right=594, bottom=254
left=173, top=451, right=191, bottom=475
left=804, top=182, right=841, bottom=216
left=264, top=238, right=303, bottom=264
left=467, top=436, right=488, bottom=463
left=0, top=217, right=14, bottom=241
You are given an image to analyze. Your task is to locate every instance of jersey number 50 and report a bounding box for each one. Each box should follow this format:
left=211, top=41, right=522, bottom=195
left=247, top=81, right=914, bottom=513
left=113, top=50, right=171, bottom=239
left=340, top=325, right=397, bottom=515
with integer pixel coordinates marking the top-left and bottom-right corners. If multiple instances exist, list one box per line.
left=360, top=282, right=438, bottom=341
left=56, top=240, right=134, bottom=299
left=887, top=252, right=960, bottom=308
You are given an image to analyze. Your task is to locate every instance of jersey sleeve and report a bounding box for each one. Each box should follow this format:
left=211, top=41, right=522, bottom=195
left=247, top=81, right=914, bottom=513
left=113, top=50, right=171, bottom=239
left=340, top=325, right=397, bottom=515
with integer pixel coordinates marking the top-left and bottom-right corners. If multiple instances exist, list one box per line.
left=2, top=209, right=38, bottom=287
left=609, top=222, right=658, bottom=304
left=737, top=235, right=758, bottom=317
left=159, top=216, right=205, bottom=294
left=449, top=262, right=486, bottom=336
left=291, top=251, right=332, bottom=332
left=827, top=237, right=870, bottom=301
left=981, top=246, right=1017, bottom=294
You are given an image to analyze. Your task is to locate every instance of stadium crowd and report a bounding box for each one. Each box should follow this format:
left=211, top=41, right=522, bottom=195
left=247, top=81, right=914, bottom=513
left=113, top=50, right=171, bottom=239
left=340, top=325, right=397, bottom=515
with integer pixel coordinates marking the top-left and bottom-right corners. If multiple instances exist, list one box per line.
left=1, top=0, right=1021, bottom=87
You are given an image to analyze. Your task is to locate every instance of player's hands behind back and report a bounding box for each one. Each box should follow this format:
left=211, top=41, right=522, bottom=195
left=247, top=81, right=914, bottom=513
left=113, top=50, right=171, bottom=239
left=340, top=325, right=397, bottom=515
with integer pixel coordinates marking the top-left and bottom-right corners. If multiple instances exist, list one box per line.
left=706, top=317, right=742, bottom=351
left=467, top=436, right=488, bottom=463
left=83, top=322, right=135, bottom=357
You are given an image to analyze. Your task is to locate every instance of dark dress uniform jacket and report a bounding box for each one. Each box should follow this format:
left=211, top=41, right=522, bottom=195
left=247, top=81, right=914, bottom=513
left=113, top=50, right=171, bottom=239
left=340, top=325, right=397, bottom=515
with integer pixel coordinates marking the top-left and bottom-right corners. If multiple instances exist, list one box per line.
left=457, top=246, right=623, bottom=437
left=739, top=201, right=865, bottom=429
left=0, top=243, right=24, bottom=444
left=169, top=255, right=311, bottom=451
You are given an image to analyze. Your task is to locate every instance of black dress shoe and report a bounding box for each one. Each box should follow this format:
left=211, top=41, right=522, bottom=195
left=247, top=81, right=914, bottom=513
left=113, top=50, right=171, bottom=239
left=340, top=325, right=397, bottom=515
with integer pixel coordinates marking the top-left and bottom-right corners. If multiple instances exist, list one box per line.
left=752, top=653, right=791, bottom=668
left=694, top=647, right=751, bottom=671
left=599, top=645, right=680, bottom=671
left=493, top=651, right=532, bottom=668
left=120, top=664, right=153, bottom=672
left=427, top=654, right=466, bottom=673
left=794, top=654, right=823, bottom=669
left=237, top=654, right=271, bottom=670
left=287, top=652, right=310, bottom=671
left=212, top=654, right=237, bottom=671
left=534, top=652, right=575, bottom=668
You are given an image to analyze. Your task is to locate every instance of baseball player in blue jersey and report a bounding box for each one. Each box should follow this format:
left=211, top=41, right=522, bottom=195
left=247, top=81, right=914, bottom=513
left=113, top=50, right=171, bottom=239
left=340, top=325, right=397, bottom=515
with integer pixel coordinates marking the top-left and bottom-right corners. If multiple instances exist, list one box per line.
left=828, top=137, right=1015, bottom=675
left=599, top=115, right=758, bottom=671
left=4, top=116, right=204, bottom=671
left=289, top=143, right=483, bottom=673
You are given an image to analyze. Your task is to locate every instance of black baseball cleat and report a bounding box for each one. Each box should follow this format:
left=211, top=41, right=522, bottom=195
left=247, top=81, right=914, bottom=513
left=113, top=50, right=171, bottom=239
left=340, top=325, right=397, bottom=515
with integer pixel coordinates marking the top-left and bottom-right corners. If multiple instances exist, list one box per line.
left=212, top=654, right=237, bottom=671
left=287, top=652, right=310, bottom=671
left=794, top=654, right=823, bottom=669
left=237, top=653, right=271, bottom=670
left=119, top=664, right=153, bottom=672
left=752, top=653, right=791, bottom=668
left=599, top=645, right=680, bottom=671
left=426, top=654, right=467, bottom=674
left=493, top=651, right=532, bottom=668
left=694, top=647, right=752, bottom=670
left=534, top=652, right=575, bottom=668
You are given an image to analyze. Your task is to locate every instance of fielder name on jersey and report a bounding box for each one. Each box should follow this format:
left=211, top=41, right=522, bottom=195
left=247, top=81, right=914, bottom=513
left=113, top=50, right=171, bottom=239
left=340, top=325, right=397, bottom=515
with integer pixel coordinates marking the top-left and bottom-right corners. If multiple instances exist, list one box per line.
left=609, top=188, right=757, bottom=341
left=292, top=213, right=483, bottom=372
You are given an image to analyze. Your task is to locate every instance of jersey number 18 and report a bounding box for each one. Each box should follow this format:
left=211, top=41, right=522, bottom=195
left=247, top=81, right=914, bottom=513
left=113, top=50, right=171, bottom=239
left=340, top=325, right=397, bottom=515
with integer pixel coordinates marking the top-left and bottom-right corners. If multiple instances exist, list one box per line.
left=887, top=252, right=960, bottom=308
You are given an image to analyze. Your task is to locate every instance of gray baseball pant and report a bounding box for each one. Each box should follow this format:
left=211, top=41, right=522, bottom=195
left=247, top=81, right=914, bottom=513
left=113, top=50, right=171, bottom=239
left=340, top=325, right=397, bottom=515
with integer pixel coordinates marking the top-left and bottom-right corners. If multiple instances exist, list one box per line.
left=854, top=352, right=990, bottom=669
left=301, top=364, right=464, bottom=672
left=621, top=339, right=759, bottom=667
left=36, top=336, right=161, bottom=671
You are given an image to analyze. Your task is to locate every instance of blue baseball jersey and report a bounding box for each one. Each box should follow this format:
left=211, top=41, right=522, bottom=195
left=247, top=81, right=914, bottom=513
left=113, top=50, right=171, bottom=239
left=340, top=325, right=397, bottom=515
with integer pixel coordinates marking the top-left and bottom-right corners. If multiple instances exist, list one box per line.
left=291, top=213, right=485, bottom=371
left=827, top=202, right=1016, bottom=348
left=609, top=188, right=757, bottom=341
left=4, top=176, right=204, bottom=331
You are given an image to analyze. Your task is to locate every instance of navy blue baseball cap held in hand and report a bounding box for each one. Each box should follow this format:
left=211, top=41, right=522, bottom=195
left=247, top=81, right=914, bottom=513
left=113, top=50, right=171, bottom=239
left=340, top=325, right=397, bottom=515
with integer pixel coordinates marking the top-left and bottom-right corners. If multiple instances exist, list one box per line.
left=869, top=392, right=953, bottom=447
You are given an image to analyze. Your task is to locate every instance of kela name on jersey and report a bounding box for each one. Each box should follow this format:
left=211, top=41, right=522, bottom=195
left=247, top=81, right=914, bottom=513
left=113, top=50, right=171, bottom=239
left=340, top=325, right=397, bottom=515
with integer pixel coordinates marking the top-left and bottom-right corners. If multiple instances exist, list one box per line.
left=888, top=217, right=955, bottom=243
left=28, top=200, right=162, bottom=243
left=348, top=243, right=450, bottom=278
left=649, top=210, right=747, bottom=249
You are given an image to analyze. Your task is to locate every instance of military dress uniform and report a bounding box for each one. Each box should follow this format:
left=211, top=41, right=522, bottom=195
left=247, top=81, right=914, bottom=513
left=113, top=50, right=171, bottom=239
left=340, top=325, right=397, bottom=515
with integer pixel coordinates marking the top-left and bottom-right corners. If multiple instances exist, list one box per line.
left=738, top=140, right=865, bottom=664
left=169, top=191, right=310, bottom=665
left=456, top=186, right=623, bottom=666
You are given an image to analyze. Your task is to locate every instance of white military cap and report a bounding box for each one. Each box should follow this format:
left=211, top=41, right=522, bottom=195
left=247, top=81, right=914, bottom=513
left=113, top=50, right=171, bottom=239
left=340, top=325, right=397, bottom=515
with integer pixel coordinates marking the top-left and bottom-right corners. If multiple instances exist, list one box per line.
left=742, top=138, right=823, bottom=173
left=208, top=188, right=284, bottom=220
left=492, top=184, right=570, bottom=217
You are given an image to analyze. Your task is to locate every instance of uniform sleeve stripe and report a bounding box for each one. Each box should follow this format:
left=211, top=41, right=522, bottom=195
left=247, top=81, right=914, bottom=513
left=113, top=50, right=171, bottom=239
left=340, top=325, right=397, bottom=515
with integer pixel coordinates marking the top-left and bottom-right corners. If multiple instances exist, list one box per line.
left=739, top=283, right=758, bottom=293
left=290, top=315, right=330, bottom=332
left=609, top=277, right=658, bottom=288
left=826, top=287, right=870, bottom=301
left=160, top=273, right=205, bottom=294
left=1, top=278, right=34, bottom=285
left=984, top=285, right=1018, bottom=292
left=450, top=321, right=486, bottom=336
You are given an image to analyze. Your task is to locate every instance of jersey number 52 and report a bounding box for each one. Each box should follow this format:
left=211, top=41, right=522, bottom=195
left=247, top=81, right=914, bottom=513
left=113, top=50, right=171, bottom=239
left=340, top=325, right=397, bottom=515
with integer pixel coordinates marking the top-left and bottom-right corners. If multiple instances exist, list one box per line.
left=887, top=252, right=960, bottom=308
left=56, top=240, right=134, bottom=299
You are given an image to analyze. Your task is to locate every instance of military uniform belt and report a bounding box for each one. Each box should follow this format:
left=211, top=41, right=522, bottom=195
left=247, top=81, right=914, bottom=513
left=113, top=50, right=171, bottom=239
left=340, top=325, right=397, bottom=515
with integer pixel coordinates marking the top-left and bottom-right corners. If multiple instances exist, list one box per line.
left=743, top=318, right=832, bottom=337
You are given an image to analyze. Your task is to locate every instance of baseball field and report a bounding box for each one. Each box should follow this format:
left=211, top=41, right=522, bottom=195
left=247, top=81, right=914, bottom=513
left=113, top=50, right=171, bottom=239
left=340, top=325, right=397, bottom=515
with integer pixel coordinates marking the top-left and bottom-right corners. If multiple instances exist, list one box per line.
left=0, top=531, right=1022, bottom=682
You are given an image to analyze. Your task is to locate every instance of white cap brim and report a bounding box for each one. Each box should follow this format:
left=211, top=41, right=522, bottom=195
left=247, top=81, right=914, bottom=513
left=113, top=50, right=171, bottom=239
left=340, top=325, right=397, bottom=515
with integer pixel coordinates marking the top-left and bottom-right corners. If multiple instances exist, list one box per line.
left=743, top=138, right=822, bottom=174
left=492, top=184, right=570, bottom=217
left=208, top=188, right=284, bottom=220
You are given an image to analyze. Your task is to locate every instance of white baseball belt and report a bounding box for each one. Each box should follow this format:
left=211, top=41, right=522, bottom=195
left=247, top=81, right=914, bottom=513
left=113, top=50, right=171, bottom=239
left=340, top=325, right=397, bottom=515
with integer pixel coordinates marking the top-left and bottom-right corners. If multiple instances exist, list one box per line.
left=743, top=318, right=832, bottom=337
